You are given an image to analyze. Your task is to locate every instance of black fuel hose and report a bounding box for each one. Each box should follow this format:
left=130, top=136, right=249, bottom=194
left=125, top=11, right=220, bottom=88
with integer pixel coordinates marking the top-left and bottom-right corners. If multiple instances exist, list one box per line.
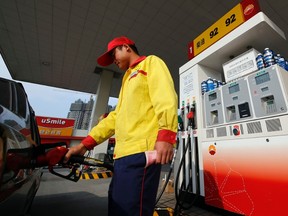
left=155, top=147, right=178, bottom=206
left=173, top=133, right=198, bottom=216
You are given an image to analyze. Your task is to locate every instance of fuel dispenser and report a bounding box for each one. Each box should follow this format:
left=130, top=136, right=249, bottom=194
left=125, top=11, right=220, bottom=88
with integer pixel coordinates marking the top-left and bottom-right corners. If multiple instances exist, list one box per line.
left=222, top=78, right=254, bottom=124
left=247, top=66, right=288, bottom=117
left=174, top=64, right=222, bottom=214
left=204, top=88, right=225, bottom=127
left=201, top=65, right=288, bottom=216
left=176, top=4, right=288, bottom=215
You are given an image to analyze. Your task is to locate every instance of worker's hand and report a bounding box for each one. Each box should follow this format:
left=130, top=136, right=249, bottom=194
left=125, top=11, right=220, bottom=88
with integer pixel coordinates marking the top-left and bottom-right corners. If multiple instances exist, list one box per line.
left=154, top=141, right=174, bottom=164
left=63, top=143, right=87, bottom=164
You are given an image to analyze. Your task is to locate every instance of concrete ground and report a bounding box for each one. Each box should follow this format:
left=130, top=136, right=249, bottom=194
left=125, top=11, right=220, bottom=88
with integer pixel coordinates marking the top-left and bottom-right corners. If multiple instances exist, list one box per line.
left=31, top=166, right=226, bottom=216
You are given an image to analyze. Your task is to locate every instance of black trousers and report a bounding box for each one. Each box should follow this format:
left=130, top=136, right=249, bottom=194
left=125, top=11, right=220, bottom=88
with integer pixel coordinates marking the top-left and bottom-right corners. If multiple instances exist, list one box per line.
left=108, top=152, right=161, bottom=216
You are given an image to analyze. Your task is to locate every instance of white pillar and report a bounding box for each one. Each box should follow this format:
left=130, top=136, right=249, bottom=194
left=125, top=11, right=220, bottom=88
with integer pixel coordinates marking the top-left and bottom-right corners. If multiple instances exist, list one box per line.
left=88, top=70, right=114, bottom=158
left=89, top=70, right=114, bottom=130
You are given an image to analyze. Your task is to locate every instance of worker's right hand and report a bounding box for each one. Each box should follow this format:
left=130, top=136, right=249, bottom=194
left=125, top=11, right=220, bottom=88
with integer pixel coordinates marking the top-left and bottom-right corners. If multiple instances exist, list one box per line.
left=63, top=143, right=87, bottom=164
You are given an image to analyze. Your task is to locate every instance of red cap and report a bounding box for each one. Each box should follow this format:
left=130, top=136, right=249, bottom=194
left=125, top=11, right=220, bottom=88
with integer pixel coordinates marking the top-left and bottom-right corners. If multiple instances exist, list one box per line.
left=97, top=36, right=135, bottom=66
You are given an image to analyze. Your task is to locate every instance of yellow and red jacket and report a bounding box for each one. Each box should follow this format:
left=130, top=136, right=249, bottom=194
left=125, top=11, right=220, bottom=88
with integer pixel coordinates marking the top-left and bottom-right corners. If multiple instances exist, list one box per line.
left=82, top=55, right=178, bottom=159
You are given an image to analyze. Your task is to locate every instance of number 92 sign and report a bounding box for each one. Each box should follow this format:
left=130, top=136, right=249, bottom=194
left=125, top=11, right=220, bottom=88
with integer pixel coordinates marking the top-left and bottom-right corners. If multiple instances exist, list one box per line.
left=188, top=0, right=260, bottom=60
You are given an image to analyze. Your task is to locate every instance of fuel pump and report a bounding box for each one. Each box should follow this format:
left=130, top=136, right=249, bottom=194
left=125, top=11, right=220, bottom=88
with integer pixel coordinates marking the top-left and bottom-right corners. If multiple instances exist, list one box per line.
left=173, top=100, right=199, bottom=216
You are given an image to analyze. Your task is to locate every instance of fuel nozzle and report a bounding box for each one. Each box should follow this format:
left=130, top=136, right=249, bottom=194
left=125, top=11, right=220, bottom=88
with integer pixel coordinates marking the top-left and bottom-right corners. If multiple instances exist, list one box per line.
left=181, top=101, right=185, bottom=117
left=6, top=145, right=114, bottom=182
left=186, top=101, right=190, bottom=113
left=187, top=101, right=196, bottom=129
left=178, top=115, right=184, bottom=131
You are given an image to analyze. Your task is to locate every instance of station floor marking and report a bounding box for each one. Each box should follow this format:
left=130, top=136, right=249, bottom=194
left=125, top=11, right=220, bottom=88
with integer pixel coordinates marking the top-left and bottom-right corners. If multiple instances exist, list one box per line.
left=80, top=171, right=113, bottom=180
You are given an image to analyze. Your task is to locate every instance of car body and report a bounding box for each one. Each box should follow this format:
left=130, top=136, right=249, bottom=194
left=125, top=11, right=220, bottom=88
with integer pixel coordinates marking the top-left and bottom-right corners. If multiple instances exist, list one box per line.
left=0, top=77, right=42, bottom=215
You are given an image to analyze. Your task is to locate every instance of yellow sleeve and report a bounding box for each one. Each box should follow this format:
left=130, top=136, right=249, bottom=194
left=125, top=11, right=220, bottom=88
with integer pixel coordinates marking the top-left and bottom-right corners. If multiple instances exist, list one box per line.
left=85, top=110, right=116, bottom=147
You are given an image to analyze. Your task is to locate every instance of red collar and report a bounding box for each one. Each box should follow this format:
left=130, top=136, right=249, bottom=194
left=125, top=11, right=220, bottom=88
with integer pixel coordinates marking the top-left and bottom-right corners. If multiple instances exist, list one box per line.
left=130, top=56, right=146, bottom=68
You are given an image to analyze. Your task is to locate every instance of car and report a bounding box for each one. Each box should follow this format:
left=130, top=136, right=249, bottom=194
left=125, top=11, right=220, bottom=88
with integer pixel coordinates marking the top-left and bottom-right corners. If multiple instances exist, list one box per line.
left=0, top=77, right=42, bottom=216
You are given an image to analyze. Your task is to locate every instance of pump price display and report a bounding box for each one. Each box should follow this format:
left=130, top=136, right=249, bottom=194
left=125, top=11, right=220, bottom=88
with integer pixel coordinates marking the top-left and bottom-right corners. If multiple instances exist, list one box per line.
left=188, top=0, right=261, bottom=60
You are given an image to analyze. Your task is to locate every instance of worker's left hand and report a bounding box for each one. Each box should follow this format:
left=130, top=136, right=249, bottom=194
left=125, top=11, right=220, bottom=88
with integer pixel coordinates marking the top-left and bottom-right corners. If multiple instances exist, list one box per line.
left=154, top=141, right=174, bottom=164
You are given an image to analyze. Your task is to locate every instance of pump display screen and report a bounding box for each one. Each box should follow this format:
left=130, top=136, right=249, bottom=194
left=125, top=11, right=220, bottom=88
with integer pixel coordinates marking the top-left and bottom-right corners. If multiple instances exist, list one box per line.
left=255, top=72, right=270, bottom=85
left=208, top=92, right=217, bottom=101
left=229, top=84, right=240, bottom=94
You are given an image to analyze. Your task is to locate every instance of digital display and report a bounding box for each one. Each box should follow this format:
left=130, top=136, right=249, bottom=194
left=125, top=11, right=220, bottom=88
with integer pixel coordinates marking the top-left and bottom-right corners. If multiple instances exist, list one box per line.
left=255, top=72, right=270, bottom=85
left=229, top=84, right=240, bottom=94
left=209, top=92, right=217, bottom=101
left=267, top=100, right=274, bottom=105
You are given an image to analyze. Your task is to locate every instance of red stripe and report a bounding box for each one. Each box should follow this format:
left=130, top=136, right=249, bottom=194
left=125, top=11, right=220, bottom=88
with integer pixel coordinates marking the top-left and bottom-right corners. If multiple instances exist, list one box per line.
left=129, top=70, right=147, bottom=80
left=129, top=74, right=137, bottom=80
left=138, top=70, right=147, bottom=76
left=139, top=168, right=147, bottom=216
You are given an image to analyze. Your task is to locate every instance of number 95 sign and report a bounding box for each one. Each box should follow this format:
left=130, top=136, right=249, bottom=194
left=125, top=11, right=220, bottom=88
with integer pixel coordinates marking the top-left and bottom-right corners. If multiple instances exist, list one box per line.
left=188, top=0, right=260, bottom=60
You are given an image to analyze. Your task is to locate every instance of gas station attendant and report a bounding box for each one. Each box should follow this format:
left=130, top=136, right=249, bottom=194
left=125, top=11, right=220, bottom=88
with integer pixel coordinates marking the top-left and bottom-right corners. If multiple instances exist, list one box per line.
left=64, top=36, right=178, bottom=216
